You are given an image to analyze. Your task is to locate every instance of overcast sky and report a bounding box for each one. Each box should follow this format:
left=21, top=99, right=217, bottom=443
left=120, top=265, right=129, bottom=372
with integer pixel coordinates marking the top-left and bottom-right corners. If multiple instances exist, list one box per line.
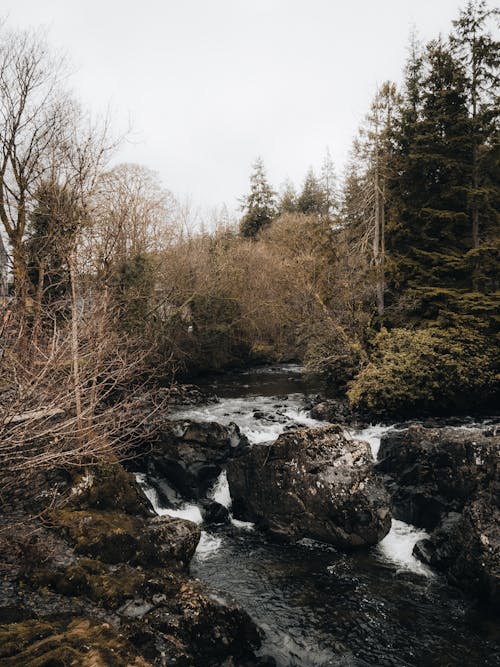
left=2, top=0, right=467, bottom=217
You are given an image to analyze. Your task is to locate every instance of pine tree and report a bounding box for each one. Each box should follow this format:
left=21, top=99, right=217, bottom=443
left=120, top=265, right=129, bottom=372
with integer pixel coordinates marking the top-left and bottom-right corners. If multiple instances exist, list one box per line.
left=450, top=0, right=499, bottom=299
left=320, top=148, right=339, bottom=219
left=239, top=158, right=277, bottom=238
left=297, top=168, right=324, bottom=216
left=386, top=38, right=477, bottom=323
left=278, top=178, right=298, bottom=215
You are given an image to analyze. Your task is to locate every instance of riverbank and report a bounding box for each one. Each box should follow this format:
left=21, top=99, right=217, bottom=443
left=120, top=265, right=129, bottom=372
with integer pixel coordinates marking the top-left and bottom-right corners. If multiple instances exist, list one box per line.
left=1, top=364, right=498, bottom=666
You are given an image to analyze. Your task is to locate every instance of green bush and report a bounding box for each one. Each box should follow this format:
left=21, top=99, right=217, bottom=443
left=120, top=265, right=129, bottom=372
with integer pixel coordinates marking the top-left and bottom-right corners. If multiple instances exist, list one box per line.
left=347, top=326, right=498, bottom=417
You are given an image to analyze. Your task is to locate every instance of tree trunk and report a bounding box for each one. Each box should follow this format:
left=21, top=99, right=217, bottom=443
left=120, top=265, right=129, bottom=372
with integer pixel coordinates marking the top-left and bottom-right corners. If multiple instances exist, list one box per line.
left=68, top=252, right=82, bottom=430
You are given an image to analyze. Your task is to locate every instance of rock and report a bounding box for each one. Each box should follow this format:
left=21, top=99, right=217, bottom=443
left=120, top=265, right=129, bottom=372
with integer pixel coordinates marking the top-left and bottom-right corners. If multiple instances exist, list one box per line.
left=414, top=485, right=500, bottom=610
left=167, top=383, right=218, bottom=406
left=0, top=616, right=151, bottom=666
left=310, top=399, right=354, bottom=425
left=51, top=509, right=201, bottom=567
left=1, top=458, right=268, bottom=667
left=71, top=463, right=152, bottom=517
left=142, top=419, right=250, bottom=499
left=377, top=425, right=499, bottom=529
left=199, top=498, right=231, bottom=525
left=227, top=425, right=391, bottom=549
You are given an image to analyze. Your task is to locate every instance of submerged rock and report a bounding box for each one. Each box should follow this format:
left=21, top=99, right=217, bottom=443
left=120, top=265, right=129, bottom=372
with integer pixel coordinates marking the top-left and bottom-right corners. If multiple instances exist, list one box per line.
left=227, top=424, right=391, bottom=548
left=377, top=425, right=498, bottom=529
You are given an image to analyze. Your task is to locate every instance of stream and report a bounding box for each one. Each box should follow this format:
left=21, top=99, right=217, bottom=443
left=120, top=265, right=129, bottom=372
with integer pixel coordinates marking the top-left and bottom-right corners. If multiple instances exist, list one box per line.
left=137, top=364, right=500, bottom=667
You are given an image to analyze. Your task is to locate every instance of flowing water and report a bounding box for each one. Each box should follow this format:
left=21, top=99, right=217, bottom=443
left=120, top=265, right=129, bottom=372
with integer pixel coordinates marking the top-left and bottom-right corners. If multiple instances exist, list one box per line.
left=138, top=365, right=500, bottom=667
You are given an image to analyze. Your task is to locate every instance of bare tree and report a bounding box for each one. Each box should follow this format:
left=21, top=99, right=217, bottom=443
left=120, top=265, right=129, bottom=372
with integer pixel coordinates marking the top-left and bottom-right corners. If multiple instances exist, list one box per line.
left=0, top=27, right=70, bottom=307
left=84, top=163, right=177, bottom=280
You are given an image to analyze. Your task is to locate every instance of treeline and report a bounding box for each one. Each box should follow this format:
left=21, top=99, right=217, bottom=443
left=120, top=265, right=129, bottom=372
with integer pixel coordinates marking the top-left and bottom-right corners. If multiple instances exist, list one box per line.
left=235, top=0, right=500, bottom=416
left=0, top=0, right=499, bottom=496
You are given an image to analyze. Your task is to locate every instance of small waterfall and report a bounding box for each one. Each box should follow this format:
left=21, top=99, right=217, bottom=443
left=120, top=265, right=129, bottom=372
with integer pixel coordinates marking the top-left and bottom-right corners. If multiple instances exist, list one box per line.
left=351, top=425, right=433, bottom=577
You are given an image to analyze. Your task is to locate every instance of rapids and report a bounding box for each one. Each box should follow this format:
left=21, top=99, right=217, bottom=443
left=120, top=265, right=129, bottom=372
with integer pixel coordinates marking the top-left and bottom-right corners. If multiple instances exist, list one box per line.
left=138, top=364, right=499, bottom=666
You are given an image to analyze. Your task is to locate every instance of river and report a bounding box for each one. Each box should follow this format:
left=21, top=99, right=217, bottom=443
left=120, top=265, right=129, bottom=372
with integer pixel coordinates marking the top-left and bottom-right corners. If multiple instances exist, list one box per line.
left=137, top=364, right=499, bottom=667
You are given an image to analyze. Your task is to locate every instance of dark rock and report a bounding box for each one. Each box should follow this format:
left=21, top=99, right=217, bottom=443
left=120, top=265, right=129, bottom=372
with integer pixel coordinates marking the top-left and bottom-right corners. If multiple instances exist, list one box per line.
left=310, top=399, right=354, bottom=425
left=142, top=419, right=250, bottom=500
left=377, top=425, right=499, bottom=529
left=227, top=425, right=391, bottom=549
left=167, top=383, right=218, bottom=406
left=71, top=464, right=152, bottom=517
left=414, top=488, right=500, bottom=610
left=51, top=509, right=200, bottom=567
left=199, top=498, right=231, bottom=525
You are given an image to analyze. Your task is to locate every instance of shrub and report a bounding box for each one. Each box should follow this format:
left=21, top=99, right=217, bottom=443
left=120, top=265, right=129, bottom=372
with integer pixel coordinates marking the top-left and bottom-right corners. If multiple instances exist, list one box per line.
left=347, top=326, right=499, bottom=417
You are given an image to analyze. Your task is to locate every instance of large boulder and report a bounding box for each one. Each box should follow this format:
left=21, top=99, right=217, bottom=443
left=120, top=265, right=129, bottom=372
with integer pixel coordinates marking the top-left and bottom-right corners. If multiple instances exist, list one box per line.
left=414, top=480, right=500, bottom=611
left=142, top=419, right=249, bottom=499
left=377, top=425, right=499, bottom=529
left=227, top=424, right=391, bottom=548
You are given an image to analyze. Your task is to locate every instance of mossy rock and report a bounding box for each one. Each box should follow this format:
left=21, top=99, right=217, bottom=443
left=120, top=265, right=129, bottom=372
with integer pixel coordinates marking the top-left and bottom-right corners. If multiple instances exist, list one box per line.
left=0, top=616, right=150, bottom=666
left=71, top=464, right=151, bottom=517
left=51, top=509, right=143, bottom=564
left=30, top=558, right=145, bottom=607
left=50, top=509, right=200, bottom=567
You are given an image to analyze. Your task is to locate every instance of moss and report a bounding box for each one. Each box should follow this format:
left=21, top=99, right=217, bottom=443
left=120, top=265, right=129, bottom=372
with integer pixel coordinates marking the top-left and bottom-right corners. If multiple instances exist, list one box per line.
left=31, top=558, right=145, bottom=607
left=0, top=617, right=150, bottom=666
left=71, top=464, right=151, bottom=517
left=348, top=325, right=499, bottom=417
left=50, top=509, right=143, bottom=564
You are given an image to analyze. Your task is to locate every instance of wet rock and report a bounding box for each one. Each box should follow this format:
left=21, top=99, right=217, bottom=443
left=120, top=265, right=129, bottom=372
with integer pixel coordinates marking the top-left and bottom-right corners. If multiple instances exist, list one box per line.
left=200, top=498, right=231, bottom=525
left=310, top=398, right=354, bottom=425
left=377, top=425, right=499, bottom=529
left=167, top=383, right=218, bottom=406
left=51, top=509, right=200, bottom=567
left=227, top=425, right=391, bottom=549
left=414, top=485, right=500, bottom=610
left=141, top=419, right=250, bottom=500
left=71, top=463, right=152, bottom=517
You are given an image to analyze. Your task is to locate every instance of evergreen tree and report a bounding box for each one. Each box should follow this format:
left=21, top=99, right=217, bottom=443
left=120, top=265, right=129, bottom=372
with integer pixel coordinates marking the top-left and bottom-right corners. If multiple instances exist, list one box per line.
left=27, top=182, right=82, bottom=309
left=386, top=38, right=481, bottom=324
left=278, top=178, right=298, bottom=215
left=297, top=168, right=324, bottom=216
left=320, top=148, right=339, bottom=219
left=239, top=158, right=277, bottom=238
left=451, top=0, right=499, bottom=294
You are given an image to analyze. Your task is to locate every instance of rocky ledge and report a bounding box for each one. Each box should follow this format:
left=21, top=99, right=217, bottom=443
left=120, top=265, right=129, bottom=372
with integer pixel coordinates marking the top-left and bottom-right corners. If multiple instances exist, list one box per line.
left=0, top=464, right=270, bottom=666
left=132, top=419, right=249, bottom=503
left=378, top=425, right=500, bottom=610
left=227, top=424, right=391, bottom=548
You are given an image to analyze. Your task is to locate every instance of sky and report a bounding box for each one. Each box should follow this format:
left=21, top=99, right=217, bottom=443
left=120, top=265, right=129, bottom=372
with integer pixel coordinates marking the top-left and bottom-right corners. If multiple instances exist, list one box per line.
left=2, top=0, right=468, bottom=217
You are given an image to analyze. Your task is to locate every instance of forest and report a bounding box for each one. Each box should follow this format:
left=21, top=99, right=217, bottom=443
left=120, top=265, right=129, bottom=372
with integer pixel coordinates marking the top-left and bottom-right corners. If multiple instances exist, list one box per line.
left=0, top=2, right=499, bottom=666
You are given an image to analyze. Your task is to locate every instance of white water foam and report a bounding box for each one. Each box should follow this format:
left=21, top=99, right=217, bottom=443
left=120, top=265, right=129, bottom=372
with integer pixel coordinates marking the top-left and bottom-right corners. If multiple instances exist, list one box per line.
left=208, top=469, right=232, bottom=508
left=349, top=423, right=394, bottom=459
left=377, top=519, right=433, bottom=576
left=345, top=425, right=433, bottom=577
left=208, top=470, right=255, bottom=531
left=170, top=394, right=321, bottom=444
left=196, top=531, right=223, bottom=560
left=135, top=473, right=203, bottom=524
